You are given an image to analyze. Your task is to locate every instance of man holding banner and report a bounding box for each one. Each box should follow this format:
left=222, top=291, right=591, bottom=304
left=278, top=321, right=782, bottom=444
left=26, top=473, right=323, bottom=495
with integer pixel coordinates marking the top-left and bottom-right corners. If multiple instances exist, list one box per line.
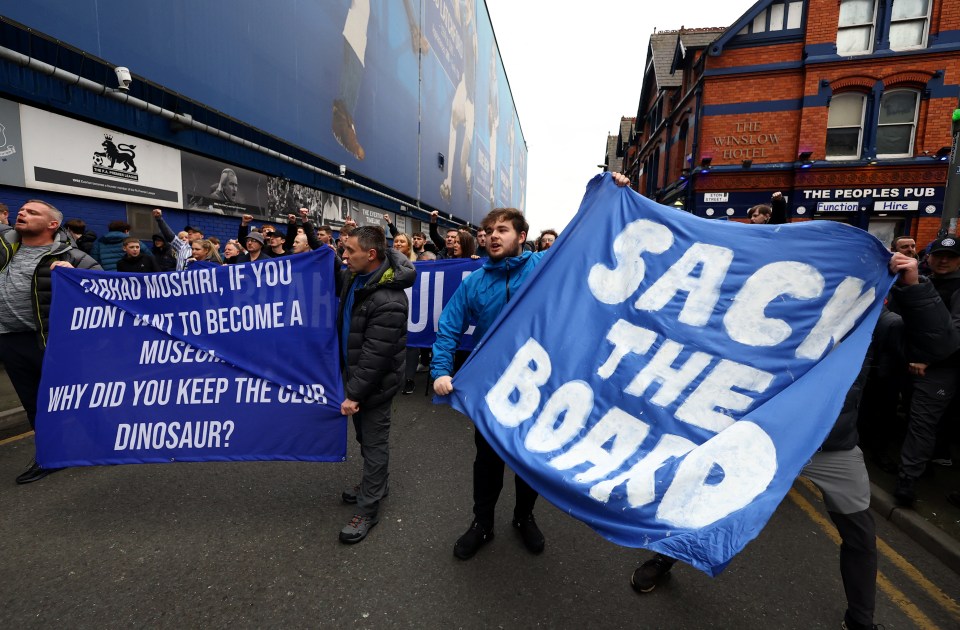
left=429, top=172, right=960, bottom=630
left=337, top=225, right=415, bottom=544
left=433, top=175, right=633, bottom=560
left=630, top=251, right=956, bottom=630
left=0, top=199, right=100, bottom=484
left=432, top=206, right=548, bottom=559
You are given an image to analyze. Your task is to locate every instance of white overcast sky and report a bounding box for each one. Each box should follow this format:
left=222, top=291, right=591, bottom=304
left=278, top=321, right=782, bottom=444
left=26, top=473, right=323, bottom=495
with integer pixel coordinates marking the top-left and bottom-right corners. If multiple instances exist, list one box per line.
left=485, top=0, right=760, bottom=237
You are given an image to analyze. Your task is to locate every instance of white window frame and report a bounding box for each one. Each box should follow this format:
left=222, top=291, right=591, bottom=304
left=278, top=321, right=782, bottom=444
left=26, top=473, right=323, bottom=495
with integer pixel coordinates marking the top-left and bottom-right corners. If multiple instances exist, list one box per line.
left=888, top=0, right=932, bottom=51
left=826, top=93, right=867, bottom=161
left=837, top=0, right=878, bottom=55
left=876, top=89, right=920, bottom=159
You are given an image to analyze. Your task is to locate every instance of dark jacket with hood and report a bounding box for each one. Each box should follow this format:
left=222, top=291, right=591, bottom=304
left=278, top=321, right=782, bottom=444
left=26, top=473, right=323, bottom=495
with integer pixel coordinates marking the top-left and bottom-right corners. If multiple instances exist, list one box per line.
left=73, top=230, right=98, bottom=254
left=0, top=228, right=102, bottom=347
left=151, top=238, right=178, bottom=272
left=117, top=251, right=161, bottom=273
left=90, top=230, right=129, bottom=271
left=336, top=247, right=416, bottom=408
left=822, top=279, right=959, bottom=451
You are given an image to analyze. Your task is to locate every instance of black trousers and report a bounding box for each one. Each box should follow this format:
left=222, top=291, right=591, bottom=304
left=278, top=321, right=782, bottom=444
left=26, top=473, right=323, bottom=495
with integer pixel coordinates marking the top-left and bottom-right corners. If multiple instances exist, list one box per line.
left=352, top=398, right=392, bottom=519
left=472, top=426, right=538, bottom=530
left=830, top=509, right=877, bottom=628
left=901, top=366, right=958, bottom=479
left=0, top=332, right=44, bottom=428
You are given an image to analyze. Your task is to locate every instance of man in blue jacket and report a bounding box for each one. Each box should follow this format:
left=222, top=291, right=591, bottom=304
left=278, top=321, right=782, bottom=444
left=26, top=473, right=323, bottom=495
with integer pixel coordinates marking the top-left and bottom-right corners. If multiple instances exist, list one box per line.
left=432, top=206, right=545, bottom=559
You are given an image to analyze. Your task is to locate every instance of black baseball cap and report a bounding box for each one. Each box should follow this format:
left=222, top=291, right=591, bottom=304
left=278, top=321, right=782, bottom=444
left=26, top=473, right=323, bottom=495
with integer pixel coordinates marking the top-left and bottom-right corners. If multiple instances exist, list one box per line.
left=929, top=237, right=960, bottom=256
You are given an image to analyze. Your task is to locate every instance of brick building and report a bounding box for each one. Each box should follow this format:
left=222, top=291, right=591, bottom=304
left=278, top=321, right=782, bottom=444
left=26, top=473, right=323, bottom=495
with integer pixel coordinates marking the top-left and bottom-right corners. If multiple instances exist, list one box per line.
left=625, top=0, right=960, bottom=248
left=603, top=117, right=637, bottom=175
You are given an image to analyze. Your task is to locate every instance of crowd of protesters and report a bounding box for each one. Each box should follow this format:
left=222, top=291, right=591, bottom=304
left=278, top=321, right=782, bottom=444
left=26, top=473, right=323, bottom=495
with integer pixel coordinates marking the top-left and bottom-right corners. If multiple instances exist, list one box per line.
left=4, top=187, right=960, bottom=629
left=3, top=196, right=958, bottom=512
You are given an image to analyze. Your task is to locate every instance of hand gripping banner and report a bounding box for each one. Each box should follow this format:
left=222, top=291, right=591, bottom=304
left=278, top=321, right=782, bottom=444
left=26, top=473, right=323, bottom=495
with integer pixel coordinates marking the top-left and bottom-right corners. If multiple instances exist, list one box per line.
left=35, top=248, right=346, bottom=467
left=406, top=258, right=483, bottom=350
left=444, top=174, right=895, bottom=576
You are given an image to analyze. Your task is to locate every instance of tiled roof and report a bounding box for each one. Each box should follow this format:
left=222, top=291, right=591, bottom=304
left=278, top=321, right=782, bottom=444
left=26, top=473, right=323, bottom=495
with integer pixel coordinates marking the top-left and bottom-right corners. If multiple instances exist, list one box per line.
left=650, top=32, right=682, bottom=89
left=650, top=28, right=725, bottom=88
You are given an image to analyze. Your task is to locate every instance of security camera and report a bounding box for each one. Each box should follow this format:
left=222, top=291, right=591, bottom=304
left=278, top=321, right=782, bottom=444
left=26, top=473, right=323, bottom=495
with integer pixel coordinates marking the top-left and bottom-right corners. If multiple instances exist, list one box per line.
left=114, top=66, right=132, bottom=91
left=339, top=165, right=347, bottom=177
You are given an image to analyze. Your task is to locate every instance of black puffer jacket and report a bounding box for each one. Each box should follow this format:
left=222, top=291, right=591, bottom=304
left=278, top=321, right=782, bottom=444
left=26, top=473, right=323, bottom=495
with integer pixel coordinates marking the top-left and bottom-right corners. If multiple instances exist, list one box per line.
left=822, top=279, right=959, bottom=451
left=336, top=248, right=415, bottom=407
left=0, top=228, right=102, bottom=348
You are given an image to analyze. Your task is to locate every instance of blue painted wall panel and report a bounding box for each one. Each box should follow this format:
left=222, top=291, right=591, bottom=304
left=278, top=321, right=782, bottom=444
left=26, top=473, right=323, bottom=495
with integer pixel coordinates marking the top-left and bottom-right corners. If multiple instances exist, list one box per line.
left=4, top=0, right=528, bottom=224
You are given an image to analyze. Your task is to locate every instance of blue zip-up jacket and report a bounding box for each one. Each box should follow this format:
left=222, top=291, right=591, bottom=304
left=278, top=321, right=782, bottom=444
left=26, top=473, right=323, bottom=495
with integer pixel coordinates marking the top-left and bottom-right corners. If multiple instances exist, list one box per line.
left=431, top=250, right=545, bottom=379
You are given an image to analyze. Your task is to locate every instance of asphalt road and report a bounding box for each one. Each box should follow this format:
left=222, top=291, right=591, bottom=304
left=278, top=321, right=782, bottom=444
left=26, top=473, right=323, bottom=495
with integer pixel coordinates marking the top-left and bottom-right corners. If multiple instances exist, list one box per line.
left=2, top=377, right=958, bottom=629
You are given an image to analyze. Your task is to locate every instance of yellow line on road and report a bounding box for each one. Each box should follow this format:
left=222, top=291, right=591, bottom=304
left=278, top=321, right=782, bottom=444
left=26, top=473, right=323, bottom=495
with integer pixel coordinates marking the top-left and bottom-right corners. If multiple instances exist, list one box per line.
left=787, top=488, right=939, bottom=630
left=797, top=477, right=960, bottom=623
left=0, top=430, right=33, bottom=446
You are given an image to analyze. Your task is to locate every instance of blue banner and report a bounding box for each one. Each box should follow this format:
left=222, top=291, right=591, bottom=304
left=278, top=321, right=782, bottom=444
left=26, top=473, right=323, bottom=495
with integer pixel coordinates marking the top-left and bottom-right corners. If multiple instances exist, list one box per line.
left=35, top=248, right=346, bottom=467
left=406, top=258, right=483, bottom=349
left=444, top=174, right=894, bottom=576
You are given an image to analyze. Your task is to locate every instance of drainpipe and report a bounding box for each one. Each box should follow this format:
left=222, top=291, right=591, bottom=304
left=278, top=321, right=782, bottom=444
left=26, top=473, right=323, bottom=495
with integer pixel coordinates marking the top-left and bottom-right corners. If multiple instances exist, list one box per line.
left=686, top=84, right=704, bottom=213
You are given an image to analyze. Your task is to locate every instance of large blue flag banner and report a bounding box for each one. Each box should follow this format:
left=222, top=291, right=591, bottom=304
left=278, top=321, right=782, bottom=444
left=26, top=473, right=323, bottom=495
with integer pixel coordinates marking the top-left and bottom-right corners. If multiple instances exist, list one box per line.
left=35, top=248, right=346, bottom=467
left=406, top=258, right=483, bottom=349
left=445, top=174, right=894, bottom=576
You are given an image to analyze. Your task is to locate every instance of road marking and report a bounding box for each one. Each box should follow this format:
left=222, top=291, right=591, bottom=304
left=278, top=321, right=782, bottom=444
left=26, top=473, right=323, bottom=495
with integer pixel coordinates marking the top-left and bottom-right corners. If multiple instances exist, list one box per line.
left=787, top=487, right=940, bottom=630
left=797, top=477, right=960, bottom=623
left=0, top=430, right=33, bottom=446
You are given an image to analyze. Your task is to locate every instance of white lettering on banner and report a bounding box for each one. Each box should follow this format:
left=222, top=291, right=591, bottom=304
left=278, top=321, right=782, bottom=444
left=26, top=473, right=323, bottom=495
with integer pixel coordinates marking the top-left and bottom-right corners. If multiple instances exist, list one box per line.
left=203, top=300, right=302, bottom=333
left=142, top=268, right=220, bottom=298
left=113, top=420, right=236, bottom=450
left=723, top=262, right=824, bottom=347
left=248, top=259, right=292, bottom=288
left=483, top=335, right=777, bottom=526
left=139, top=340, right=222, bottom=365
left=132, top=379, right=172, bottom=406
left=70, top=305, right=126, bottom=330
left=796, top=277, right=874, bottom=361
left=133, top=313, right=175, bottom=334
left=589, top=434, right=696, bottom=506
left=588, top=218, right=875, bottom=360
left=47, top=383, right=89, bottom=412
left=587, top=219, right=673, bottom=304
left=407, top=273, right=431, bottom=333
left=657, top=421, right=777, bottom=528
left=89, top=381, right=126, bottom=407
left=80, top=277, right=141, bottom=301
left=406, top=270, right=476, bottom=335
left=176, top=378, right=230, bottom=405
left=549, top=408, right=651, bottom=483
left=634, top=243, right=733, bottom=326
left=484, top=338, right=551, bottom=427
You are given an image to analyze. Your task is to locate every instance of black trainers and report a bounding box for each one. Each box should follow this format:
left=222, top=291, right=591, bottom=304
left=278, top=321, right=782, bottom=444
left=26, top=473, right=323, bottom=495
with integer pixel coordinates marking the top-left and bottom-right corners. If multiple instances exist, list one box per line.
left=893, top=475, right=916, bottom=507
left=402, top=379, right=415, bottom=395
left=453, top=522, right=494, bottom=560
left=512, top=514, right=545, bottom=554
left=630, top=554, right=676, bottom=593
left=339, top=514, right=378, bottom=544
left=15, top=460, right=61, bottom=485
